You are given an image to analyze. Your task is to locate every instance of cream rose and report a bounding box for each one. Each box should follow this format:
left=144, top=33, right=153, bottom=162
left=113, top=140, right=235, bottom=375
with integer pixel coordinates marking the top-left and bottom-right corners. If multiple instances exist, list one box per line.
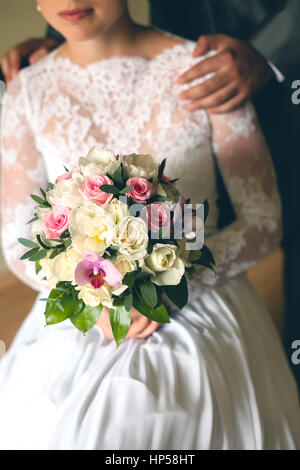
left=155, top=182, right=180, bottom=204
left=143, top=243, right=185, bottom=286
left=39, top=256, right=59, bottom=290
left=51, top=247, right=82, bottom=284
left=106, top=198, right=129, bottom=223
left=76, top=284, right=113, bottom=308
left=114, top=257, right=137, bottom=278
left=114, top=216, right=148, bottom=260
left=69, top=201, right=116, bottom=255
left=79, top=147, right=120, bottom=177
left=123, top=154, right=158, bottom=180
left=47, top=174, right=84, bottom=209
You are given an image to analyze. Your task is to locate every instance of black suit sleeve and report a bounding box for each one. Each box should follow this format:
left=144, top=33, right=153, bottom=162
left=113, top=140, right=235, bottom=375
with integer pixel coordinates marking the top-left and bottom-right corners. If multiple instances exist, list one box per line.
left=46, top=25, right=65, bottom=44
left=249, top=0, right=300, bottom=84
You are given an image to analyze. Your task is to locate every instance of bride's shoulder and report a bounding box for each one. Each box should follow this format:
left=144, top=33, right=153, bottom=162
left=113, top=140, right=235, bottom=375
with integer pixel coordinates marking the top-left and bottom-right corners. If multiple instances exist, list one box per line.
left=146, top=30, right=215, bottom=82
left=7, top=48, right=57, bottom=97
left=146, top=30, right=196, bottom=70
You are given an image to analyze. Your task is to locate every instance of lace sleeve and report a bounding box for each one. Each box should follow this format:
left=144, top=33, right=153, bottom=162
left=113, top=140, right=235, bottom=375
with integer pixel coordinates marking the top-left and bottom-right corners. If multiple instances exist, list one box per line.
left=1, top=74, right=48, bottom=291
left=199, top=102, right=283, bottom=286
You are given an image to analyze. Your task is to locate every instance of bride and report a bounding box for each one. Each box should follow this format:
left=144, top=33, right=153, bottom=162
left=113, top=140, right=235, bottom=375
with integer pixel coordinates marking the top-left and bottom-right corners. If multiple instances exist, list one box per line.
left=0, top=0, right=299, bottom=450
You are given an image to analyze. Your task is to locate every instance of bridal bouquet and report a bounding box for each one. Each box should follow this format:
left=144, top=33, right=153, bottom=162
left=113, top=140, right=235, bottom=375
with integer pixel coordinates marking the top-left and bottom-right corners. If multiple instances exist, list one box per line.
left=18, top=148, right=215, bottom=346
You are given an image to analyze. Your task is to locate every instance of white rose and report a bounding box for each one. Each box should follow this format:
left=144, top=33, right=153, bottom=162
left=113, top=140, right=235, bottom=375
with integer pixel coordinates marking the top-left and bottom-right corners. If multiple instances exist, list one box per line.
left=51, top=247, right=82, bottom=284
left=79, top=147, right=120, bottom=177
left=106, top=198, right=129, bottom=224
left=123, top=154, right=158, bottom=180
left=30, top=218, right=45, bottom=241
left=143, top=243, right=185, bottom=286
left=69, top=201, right=115, bottom=255
left=76, top=284, right=113, bottom=308
left=115, top=216, right=148, bottom=261
left=47, top=175, right=83, bottom=209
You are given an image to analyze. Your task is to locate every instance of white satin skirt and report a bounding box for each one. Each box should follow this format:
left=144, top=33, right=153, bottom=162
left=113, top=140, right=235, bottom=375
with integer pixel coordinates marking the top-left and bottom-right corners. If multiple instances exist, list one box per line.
left=0, top=274, right=299, bottom=450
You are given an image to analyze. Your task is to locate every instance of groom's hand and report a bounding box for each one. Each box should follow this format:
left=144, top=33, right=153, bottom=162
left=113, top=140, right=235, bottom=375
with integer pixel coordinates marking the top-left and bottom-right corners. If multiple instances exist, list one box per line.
left=178, top=34, right=274, bottom=114
left=0, top=38, right=59, bottom=85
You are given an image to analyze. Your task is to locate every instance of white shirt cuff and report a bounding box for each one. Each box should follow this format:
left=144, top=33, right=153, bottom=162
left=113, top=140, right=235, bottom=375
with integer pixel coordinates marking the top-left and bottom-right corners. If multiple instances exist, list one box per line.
left=268, top=61, right=285, bottom=83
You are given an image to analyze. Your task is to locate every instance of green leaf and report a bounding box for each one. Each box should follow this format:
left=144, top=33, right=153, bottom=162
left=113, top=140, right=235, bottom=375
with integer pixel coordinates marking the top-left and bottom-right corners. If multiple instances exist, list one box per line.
left=45, top=288, right=73, bottom=325
left=70, top=304, right=102, bottom=333
left=135, top=271, right=151, bottom=282
left=109, top=305, right=131, bottom=348
left=36, top=234, right=50, bottom=250
left=29, top=248, right=49, bottom=261
left=99, top=185, right=119, bottom=195
left=26, top=216, right=38, bottom=225
left=64, top=237, right=72, bottom=249
left=139, top=278, right=157, bottom=308
left=150, top=195, right=167, bottom=203
left=35, top=261, right=42, bottom=275
left=162, top=275, right=188, bottom=310
left=123, top=292, right=133, bottom=312
left=47, top=182, right=54, bottom=190
left=30, top=194, right=50, bottom=207
left=164, top=178, right=179, bottom=185
left=18, top=238, right=38, bottom=249
left=20, top=247, right=39, bottom=260
left=133, top=293, right=170, bottom=324
left=122, top=269, right=141, bottom=289
left=113, top=163, right=124, bottom=187
left=158, top=158, right=166, bottom=179
left=49, top=249, right=61, bottom=259
left=203, top=199, right=209, bottom=223
left=192, top=244, right=215, bottom=272
left=120, top=185, right=133, bottom=195
left=60, top=230, right=70, bottom=239
left=30, top=194, right=45, bottom=205
left=40, top=187, right=47, bottom=199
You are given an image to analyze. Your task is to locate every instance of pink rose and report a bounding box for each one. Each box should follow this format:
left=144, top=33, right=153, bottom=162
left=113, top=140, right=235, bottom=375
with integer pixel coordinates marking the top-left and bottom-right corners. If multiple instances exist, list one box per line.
left=55, top=167, right=80, bottom=183
left=80, top=175, right=114, bottom=207
left=126, top=177, right=154, bottom=203
left=141, top=202, right=171, bottom=234
left=44, top=206, right=70, bottom=240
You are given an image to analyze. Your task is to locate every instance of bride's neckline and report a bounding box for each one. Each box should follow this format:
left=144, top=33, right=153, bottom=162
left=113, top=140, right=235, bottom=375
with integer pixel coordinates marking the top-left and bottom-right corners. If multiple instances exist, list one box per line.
left=50, top=37, right=191, bottom=71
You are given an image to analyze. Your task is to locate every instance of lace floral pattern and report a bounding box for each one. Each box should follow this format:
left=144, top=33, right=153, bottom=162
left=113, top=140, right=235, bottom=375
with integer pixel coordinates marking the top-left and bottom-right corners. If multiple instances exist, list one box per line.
left=0, top=39, right=282, bottom=293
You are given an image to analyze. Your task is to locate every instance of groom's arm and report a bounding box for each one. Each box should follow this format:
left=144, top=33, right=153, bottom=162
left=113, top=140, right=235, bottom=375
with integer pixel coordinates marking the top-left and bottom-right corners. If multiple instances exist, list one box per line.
left=249, top=0, right=300, bottom=85
left=46, top=25, right=65, bottom=44
left=178, top=0, right=300, bottom=112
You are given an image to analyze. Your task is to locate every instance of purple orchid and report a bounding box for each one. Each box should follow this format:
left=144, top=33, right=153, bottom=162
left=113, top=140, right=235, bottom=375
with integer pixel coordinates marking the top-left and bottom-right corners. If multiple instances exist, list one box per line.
left=75, top=252, right=122, bottom=290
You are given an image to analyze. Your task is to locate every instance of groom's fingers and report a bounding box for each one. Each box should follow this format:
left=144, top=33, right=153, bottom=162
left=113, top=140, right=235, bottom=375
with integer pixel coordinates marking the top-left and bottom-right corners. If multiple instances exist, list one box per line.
left=179, top=73, right=229, bottom=101
left=29, top=39, right=59, bottom=65
left=1, top=48, right=21, bottom=84
left=206, top=91, right=248, bottom=114
left=177, top=53, right=221, bottom=85
left=0, top=38, right=59, bottom=85
left=185, top=82, right=238, bottom=111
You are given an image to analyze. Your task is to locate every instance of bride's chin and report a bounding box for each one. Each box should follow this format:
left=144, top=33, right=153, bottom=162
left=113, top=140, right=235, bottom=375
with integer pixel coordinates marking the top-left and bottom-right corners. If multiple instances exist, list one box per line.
left=58, top=26, right=103, bottom=43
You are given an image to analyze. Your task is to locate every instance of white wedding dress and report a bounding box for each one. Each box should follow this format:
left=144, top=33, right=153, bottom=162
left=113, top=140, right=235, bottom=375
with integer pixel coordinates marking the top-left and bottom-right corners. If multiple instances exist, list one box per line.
left=0, top=38, right=300, bottom=450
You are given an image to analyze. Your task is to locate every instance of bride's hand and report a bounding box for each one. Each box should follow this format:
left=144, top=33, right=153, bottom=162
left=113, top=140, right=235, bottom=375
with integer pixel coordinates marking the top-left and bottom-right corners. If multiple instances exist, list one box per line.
left=97, top=306, right=160, bottom=340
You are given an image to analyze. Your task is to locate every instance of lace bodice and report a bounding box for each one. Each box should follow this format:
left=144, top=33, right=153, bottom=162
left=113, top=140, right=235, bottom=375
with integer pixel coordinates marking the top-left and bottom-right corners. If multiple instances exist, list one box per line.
left=0, top=39, right=282, bottom=292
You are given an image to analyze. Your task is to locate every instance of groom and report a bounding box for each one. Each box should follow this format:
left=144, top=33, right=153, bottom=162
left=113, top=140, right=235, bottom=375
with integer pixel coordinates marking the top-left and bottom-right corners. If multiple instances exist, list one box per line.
left=1, top=0, right=300, bottom=390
